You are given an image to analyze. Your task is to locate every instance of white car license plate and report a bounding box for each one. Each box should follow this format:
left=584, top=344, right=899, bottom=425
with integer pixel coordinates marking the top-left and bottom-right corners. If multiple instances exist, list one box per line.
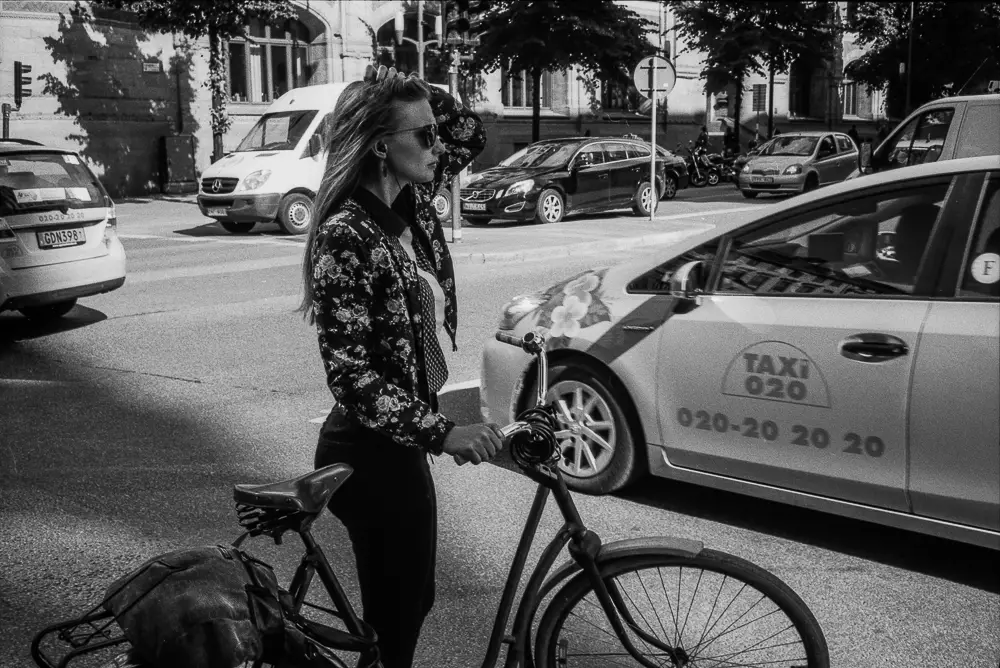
left=37, top=228, right=86, bottom=249
left=207, top=207, right=228, bottom=217
left=464, top=202, right=487, bottom=211
left=751, top=176, right=774, bottom=184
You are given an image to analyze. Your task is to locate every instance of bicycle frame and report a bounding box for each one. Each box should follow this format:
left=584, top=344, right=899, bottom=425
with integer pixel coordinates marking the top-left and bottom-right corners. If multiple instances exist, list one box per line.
left=283, top=331, right=679, bottom=668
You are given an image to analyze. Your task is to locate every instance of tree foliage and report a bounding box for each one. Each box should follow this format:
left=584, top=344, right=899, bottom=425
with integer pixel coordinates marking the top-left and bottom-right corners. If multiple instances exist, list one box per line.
left=667, top=1, right=835, bottom=138
left=92, top=0, right=297, bottom=159
left=469, top=0, right=656, bottom=141
left=845, top=1, right=1000, bottom=116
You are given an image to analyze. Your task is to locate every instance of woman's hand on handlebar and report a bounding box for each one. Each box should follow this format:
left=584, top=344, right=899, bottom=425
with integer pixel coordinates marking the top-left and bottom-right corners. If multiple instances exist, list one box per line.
left=443, top=423, right=504, bottom=466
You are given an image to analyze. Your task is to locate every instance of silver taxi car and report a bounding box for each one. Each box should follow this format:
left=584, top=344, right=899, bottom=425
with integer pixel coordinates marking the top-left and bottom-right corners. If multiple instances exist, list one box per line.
left=481, top=155, right=1000, bottom=549
left=737, top=131, right=859, bottom=198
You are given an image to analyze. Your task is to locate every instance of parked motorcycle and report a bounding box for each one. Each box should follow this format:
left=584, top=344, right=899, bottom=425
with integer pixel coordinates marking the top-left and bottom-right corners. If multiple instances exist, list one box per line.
left=680, top=142, right=716, bottom=188
left=700, top=150, right=737, bottom=186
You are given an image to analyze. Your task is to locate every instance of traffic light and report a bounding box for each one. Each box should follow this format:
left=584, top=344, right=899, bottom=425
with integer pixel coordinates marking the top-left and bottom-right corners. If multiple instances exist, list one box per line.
left=14, top=61, right=32, bottom=109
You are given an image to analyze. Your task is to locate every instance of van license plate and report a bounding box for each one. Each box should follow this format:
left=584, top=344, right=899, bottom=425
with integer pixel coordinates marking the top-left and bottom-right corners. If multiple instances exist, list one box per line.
left=207, top=207, right=228, bottom=217
left=37, top=228, right=86, bottom=249
left=464, top=203, right=487, bottom=211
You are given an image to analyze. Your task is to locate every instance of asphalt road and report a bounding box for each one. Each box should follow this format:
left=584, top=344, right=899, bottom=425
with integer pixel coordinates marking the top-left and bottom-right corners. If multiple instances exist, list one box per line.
left=1, top=189, right=997, bottom=668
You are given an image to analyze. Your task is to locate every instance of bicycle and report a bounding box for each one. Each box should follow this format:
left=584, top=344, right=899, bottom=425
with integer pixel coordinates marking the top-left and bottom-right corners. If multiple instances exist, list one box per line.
left=32, top=330, right=829, bottom=668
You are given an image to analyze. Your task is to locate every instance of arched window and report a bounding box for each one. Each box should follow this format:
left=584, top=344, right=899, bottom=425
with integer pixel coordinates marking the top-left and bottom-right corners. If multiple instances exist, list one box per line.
left=229, top=18, right=312, bottom=104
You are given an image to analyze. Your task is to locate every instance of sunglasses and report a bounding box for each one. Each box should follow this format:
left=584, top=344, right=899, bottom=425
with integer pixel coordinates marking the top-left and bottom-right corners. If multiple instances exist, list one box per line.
left=385, top=123, right=439, bottom=149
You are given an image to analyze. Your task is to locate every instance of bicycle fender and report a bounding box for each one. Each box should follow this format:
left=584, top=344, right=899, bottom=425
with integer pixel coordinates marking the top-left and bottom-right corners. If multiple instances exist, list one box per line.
left=539, top=536, right=704, bottom=602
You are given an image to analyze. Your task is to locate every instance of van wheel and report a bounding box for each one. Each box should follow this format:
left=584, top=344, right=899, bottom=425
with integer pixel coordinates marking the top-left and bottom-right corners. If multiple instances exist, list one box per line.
left=19, top=299, right=77, bottom=322
left=432, top=189, right=451, bottom=222
left=277, top=194, right=313, bottom=235
left=220, top=222, right=255, bottom=234
left=631, top=181, right=659, bottom=216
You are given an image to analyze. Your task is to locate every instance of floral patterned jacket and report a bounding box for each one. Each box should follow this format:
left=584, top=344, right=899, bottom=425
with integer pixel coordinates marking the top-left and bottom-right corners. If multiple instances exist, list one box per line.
left=311, top=87, right=486, bottom=455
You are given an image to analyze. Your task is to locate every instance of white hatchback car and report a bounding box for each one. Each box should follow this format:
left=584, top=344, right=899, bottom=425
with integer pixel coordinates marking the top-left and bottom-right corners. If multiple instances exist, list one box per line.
left=0, top=140, right=125, bottom=321
left=481, top=155, right=1000, bottom=549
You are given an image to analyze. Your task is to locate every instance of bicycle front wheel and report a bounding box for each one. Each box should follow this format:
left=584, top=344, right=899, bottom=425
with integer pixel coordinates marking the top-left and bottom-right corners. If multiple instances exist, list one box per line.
left=534, top=549, right=828, bottom=668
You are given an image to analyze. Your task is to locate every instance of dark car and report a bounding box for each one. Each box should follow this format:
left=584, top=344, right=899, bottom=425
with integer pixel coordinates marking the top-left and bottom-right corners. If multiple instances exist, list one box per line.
left=460, top=137, right=689, bottom=225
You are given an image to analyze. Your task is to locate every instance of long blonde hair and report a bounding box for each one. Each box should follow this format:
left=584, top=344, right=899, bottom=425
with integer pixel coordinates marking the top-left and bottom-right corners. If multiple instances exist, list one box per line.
left=298, top=75, right=431, bottom=323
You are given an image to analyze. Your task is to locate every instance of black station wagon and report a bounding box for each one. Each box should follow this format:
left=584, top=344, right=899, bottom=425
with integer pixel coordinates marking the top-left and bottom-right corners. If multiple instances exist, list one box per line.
left=460, top=137, right=689, bottom=225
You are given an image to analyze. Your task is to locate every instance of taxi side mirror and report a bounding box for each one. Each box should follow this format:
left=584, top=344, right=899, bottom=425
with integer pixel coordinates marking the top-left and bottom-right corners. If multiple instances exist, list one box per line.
left=668, top=260, right=707, bottom=309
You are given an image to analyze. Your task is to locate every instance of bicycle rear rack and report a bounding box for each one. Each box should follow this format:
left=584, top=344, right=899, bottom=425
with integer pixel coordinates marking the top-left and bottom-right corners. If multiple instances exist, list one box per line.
left=31, top=606, right=130, bottom=668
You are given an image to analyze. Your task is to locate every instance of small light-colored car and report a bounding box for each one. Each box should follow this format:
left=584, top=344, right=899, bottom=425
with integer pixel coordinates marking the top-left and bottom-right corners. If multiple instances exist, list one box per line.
left=737, top=131, right=859, bottom=198
left=481, top=155, right=999, bottom=549
left=0, top=139, right=125, bottom=321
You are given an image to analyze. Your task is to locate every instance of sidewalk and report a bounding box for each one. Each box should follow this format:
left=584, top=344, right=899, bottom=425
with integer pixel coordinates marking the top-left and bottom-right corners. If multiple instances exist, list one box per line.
left=114, top=193, right=757, bottom=264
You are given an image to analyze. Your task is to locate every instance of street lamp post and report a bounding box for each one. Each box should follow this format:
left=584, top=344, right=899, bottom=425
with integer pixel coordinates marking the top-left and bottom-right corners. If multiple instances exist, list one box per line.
left=395, top=0, right=442, bottom=79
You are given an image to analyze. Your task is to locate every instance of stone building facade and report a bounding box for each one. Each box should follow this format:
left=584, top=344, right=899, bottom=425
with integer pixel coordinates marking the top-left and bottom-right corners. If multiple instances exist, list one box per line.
left=0, top=0, right=885, bottom=196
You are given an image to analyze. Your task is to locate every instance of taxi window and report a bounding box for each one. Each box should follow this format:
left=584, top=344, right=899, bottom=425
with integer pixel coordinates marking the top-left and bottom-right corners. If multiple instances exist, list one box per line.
left=603, top=142, right=630, bottom=162
left=719, top=182, right=951, bottom=296
left=627, top=243, right=720, bottom=293
left=575, top=145, right=606, bottom=167
left=958, top=178, right=1000, bottom=298
left=627, top=143, right=651, bottom=159
left=0, top=152, right=105, bottom=216
left=883, top=108, right=954, bottom=169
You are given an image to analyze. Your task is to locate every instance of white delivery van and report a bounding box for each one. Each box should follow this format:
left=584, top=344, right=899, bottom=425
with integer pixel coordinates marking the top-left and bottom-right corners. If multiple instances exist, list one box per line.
left=198, top=83, right=459, bottom=235
left=852, top=93, right=1000, bottom=179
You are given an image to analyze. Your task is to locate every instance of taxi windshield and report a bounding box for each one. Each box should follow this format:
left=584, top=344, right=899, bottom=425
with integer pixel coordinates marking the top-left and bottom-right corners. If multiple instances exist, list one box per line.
left=758, top=136, right=818, bottom=157
left=235, top=110, right=318, bottom=152
left=0, top=152, right=105, bottom=216
left=500, top=143, right=579, bottom=169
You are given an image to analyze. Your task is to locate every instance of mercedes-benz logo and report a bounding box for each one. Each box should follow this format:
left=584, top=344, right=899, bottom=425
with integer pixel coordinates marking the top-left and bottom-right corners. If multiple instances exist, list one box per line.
left=212, top=179, right=222, bottom=193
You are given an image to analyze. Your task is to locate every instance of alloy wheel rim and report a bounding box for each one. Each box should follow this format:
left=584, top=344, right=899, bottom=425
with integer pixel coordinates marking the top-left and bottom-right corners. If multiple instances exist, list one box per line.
left=664, top=179, right=677, bottom=198
left=543, top=194, right=562, bottom=222
left=641, top=186, right=652, bottom=212
left=547, top=380, right=616, bottom=477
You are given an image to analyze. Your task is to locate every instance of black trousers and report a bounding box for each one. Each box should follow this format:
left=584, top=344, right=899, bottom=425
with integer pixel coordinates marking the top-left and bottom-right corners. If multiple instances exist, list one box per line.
left=314, top=414, right=437, bottom=668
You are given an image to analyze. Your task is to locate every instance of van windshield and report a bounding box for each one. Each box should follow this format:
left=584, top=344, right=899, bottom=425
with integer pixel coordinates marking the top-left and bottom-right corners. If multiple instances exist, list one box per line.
left=0, top=152, right=106, bottom=216
left=235, top=110, right=318, bottom=152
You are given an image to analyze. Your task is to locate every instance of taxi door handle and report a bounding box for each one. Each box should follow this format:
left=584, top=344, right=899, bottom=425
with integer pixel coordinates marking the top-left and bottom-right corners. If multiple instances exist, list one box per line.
left=839, top=333, right=909, bottom=363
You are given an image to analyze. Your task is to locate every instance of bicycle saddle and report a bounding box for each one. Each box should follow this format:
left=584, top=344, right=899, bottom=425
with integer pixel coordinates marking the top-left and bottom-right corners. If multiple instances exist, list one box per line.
left=233, top=463, right=353, bottom=514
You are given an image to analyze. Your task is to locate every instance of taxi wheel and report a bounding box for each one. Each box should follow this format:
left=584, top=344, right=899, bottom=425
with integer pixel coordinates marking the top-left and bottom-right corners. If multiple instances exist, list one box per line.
left=660, top=175, right=679, bottom=200
left=535, top=189, right=564, bottom=224
left=631, top=181, right=659, bottom=216
left=277, top=194, right=313, bottom=235
left=541, top=362, right=644, bottom=495
left=220, top=221, right=255, bottom=234
left=19, top=299, right=77, bottom=322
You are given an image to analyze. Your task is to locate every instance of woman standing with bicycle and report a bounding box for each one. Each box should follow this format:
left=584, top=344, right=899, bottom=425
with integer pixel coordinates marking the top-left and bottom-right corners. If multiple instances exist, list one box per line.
left=298, top=65, right=502, bottom=668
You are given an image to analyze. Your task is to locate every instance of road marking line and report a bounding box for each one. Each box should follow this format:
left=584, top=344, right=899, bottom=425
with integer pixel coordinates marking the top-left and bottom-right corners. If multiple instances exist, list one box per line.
left=120, top=234, right=305, bottom=247
left=127, top=255, right=303, bottom=283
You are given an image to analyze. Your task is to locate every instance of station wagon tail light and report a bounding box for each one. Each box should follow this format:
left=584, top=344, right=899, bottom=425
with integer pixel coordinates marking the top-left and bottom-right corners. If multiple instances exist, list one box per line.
left=505, top=179, right=535, bottom=198
left=499, top=293, right=547, bottom=330
left=783, top=164, right=803, bottom=175
left=103, top=195, right=117, bottom=246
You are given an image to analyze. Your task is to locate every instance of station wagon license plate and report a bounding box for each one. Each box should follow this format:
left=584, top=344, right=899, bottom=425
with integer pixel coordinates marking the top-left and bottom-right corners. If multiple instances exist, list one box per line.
left=750, top=176, right=774, bottom=184
left=207, top=207, right=228, bottom=217
left=37, top=228, right=86, bottom=249
left=464, top=202, right=487, bottom=211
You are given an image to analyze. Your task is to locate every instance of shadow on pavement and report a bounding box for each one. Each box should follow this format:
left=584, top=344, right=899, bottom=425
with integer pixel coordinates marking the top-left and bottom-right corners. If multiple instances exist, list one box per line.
left=440, top=384, right=1000, bottom=595
left=0, top=306, right=107, bottom=344
left=173, top=221, right=297, bottom=240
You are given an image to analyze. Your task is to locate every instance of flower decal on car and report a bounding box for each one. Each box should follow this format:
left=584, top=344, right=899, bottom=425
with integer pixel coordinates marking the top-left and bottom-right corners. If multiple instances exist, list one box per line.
left=534, top=268, right=611, bottom=348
